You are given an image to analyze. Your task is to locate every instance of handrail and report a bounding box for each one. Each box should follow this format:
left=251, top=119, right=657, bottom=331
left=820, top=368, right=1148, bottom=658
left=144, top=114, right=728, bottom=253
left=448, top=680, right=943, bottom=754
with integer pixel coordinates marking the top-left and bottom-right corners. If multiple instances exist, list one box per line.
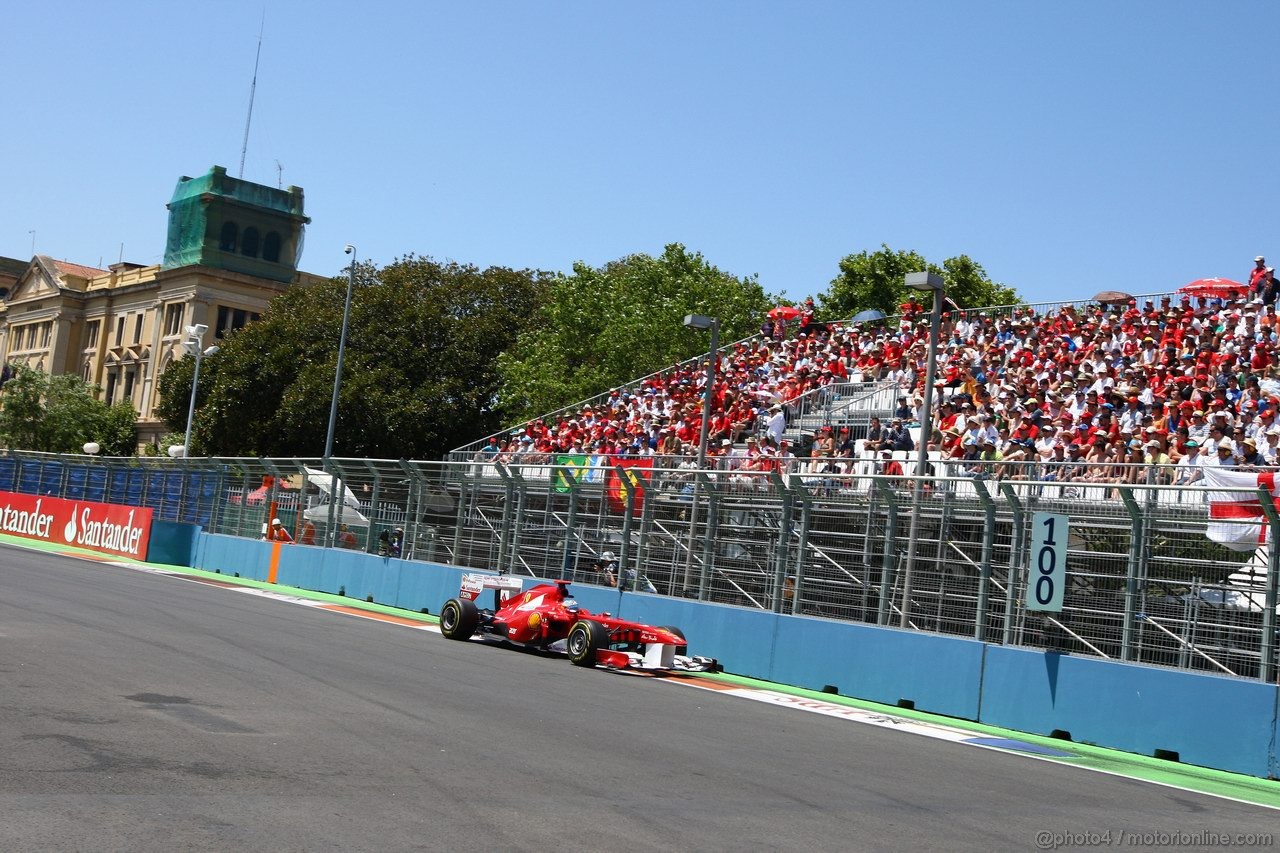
left=1136, top=612, right=1238, bottom=676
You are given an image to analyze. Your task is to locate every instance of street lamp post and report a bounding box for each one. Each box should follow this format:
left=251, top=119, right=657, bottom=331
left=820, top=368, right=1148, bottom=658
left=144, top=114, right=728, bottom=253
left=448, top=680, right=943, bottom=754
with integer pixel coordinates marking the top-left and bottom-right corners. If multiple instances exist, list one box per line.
left=180, top=324, right=218, bottom=459
left=321, top=246, right=358, bottom=548
left=325, top=245, right=357, bottom=460
left=681, top=314, right=719, bottom=595
left=899, top=271, right=944, bottom=627
left=682, top=314, right=720, bottom=469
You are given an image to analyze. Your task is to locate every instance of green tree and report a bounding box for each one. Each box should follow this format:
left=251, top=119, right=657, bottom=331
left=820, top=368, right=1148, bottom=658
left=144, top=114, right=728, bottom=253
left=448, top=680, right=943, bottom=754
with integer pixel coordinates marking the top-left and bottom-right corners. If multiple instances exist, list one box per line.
left=0, top=366, right=137, bottom=455
left=497, top=244, right=776, bottom=422
left=155, top=257, right=550, bottom=459
left=940, top=255, right=1020, bottom=313
left=819, top=244, right=1020, bottom=319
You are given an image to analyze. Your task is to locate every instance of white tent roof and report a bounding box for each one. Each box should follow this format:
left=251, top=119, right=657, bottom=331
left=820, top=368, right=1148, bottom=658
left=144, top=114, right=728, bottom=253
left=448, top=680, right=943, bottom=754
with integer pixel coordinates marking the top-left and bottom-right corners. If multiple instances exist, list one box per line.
left=303, top=503, right=370, bottom=527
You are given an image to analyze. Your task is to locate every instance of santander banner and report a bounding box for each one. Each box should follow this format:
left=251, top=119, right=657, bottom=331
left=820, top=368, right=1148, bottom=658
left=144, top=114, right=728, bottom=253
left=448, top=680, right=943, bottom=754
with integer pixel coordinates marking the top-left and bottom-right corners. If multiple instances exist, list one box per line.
left=0, top=490, right=152, bottom=559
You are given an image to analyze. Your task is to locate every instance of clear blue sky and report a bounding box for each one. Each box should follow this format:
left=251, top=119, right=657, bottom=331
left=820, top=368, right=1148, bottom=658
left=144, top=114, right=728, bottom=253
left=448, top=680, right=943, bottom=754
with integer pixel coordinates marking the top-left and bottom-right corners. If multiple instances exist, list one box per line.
left=5, top=1, right=1278, bottom=306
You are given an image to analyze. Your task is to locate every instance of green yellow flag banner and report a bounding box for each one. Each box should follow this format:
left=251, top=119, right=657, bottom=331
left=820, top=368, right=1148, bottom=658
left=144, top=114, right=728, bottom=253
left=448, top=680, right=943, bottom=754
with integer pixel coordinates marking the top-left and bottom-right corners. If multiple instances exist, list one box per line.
left=553, top=454, right=589, bottom=492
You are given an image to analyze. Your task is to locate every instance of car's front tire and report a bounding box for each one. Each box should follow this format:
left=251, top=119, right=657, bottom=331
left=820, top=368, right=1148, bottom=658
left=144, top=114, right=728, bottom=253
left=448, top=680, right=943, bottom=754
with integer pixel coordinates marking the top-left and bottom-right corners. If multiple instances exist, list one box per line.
left=659, top=625, right=688, bottom=656
left=440, top=598, right=479, bottom=640
left=566, top=619, right=609, bottom=666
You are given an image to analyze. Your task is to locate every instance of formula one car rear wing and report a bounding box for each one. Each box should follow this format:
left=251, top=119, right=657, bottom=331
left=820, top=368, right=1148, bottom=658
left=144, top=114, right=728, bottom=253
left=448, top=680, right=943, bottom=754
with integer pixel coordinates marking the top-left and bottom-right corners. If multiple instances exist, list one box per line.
left=458, top=572, right=524, bottom=604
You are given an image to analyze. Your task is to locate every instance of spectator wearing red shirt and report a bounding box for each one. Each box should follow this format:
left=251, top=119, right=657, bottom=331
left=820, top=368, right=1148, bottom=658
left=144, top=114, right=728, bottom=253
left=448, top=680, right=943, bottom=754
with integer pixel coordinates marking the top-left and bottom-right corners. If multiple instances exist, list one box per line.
left=1250, top=256, right=1268, bottom=295
left=879, top=449, right=904, bottom=476
left=267, top=518, right=293, bottom=542
left=1252, top=342, right=1272, bottom=372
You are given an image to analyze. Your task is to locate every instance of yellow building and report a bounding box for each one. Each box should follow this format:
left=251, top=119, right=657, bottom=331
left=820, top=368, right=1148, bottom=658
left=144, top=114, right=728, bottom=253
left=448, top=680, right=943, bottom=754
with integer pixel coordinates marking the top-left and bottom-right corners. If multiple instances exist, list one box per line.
left=0, top=166, right=326, bottom=447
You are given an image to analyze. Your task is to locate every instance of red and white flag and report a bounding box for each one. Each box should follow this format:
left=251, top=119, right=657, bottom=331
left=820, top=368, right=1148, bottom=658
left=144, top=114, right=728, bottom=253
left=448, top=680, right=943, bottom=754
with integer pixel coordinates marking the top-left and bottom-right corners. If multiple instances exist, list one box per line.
left=1201, top=466, right=1279, bottom=551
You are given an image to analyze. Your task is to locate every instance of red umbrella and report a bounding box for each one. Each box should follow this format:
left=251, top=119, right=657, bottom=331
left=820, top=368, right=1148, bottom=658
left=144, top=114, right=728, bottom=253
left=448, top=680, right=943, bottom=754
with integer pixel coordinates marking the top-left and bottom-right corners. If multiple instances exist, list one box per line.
left=768, top=305, right=800, bottom=321
left=1178, top=278, right=1249, bottom=299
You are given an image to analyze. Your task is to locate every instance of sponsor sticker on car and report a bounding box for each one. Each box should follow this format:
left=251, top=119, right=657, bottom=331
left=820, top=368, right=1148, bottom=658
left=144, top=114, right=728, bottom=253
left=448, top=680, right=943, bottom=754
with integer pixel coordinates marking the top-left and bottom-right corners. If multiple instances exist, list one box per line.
left=459, top=572, right=523, bottom=601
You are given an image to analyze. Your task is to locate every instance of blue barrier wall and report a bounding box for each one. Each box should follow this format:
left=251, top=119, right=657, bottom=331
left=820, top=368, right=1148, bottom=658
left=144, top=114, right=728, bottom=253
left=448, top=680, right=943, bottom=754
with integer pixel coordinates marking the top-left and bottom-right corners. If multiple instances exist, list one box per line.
left=146, top=521, right=200, bottom=567
left=979, top=646, right=1280, bottom=779
left=191, top=532, right=269, bottom=582
left=771, top=618, right=985, bottom=719
left=187, top=532, right=1279, bottom=779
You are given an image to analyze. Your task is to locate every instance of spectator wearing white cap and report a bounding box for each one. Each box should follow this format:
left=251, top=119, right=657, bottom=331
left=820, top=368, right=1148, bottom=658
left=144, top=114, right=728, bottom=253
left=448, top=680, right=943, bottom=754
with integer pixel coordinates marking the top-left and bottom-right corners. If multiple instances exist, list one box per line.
left=1210, top=438, right=1238, bottom=468
left=1263, top=428, right=1280, bottom=465
left=267, top=517, right=293, bottom=543
left=878, top=448, right=904, bottom=477
left=1250, top=255, right=1268, bottom=296
left=765, top=403, right=787, bottom=445
left=1144, top=437, right=1171, bottom=482
left=1034, top=424, right=1059, bottom=457
left=593, top=551, right=619, bottom=586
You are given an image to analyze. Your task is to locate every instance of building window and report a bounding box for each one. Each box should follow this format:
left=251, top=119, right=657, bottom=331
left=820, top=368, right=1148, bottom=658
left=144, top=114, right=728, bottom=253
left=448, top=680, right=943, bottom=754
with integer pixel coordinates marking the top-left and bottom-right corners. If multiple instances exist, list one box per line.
left=105, top=371, right=117, bottom=405
left=263, top=231, right=282, bottom=263
left=123, top=369, right=135, bottom=402
left=116, top=316, right=126, bottom=346
left=242, top=227, right=260, bottom=258
left=134, top=314, right=144, bottom=344
left=220, top=221, right=238, bottom=252
left=85, top=320, right=99, bottom=349
left=215, top=306, right=257, bottom=339
left=40, top=322, right=52, bottom=348
left=163, top=304, right=183, bottom=336
left=83, top=362, right=91, bottom=382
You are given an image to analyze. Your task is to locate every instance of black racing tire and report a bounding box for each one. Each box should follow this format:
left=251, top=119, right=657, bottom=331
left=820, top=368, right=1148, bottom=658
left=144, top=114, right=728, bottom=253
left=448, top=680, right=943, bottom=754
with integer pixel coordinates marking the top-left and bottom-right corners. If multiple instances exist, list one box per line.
left=440, top=598, right=479, bottom=640
left=659, top=625, right=688, bottom=656
left=566, top=619, right=609, bottom=666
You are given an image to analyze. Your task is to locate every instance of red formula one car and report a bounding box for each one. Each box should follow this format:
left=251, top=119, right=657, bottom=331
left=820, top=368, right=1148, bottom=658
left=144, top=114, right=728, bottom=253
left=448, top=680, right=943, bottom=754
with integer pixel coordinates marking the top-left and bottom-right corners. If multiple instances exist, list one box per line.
left=438, top=573, right=717, bottom=672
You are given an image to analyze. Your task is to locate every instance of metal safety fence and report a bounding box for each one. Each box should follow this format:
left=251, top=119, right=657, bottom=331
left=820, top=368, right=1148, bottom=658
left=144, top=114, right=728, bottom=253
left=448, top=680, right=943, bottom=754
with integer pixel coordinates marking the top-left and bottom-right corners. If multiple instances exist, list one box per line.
left=4, top=450, right=1276, bottom=684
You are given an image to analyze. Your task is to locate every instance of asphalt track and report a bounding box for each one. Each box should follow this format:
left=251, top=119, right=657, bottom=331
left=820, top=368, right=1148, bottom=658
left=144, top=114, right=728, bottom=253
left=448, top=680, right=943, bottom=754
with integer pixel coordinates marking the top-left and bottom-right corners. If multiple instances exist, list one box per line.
left=1, top=542, right=1278, bottom=852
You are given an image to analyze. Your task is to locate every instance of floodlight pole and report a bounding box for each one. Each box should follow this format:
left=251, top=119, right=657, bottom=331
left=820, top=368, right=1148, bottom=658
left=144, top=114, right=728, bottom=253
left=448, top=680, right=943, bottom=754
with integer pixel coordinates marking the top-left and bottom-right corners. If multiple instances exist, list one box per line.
left=182, top=323, right=210, bottom=459
left=900, top=271, right=943, bottom=627
left=693, top=319, right=719, bottom=468
left=682, top=314, right=719, bottom=594
left=322, top=246, right=357, bottom=547
left=325, top=246, right=357, bottom=460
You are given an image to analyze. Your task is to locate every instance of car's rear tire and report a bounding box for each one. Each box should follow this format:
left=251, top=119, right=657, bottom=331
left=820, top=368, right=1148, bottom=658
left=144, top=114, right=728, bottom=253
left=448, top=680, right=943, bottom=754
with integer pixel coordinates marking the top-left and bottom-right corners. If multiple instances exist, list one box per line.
left=566, top=619, right=609, bottom=666
left=659, top=625, right=688, bottom=656
left=440, top=598, right=478, bottom=640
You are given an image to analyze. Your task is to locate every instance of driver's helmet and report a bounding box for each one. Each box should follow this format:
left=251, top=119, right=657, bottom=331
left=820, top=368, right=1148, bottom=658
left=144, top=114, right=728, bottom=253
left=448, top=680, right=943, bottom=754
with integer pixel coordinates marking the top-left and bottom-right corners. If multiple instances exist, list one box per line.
left=562, top=597, right=580, bottom=613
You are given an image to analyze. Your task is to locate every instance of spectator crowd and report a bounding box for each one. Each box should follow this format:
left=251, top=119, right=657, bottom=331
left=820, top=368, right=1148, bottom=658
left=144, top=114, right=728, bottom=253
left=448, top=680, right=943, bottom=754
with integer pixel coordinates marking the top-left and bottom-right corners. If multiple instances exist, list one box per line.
left=476, top=258, right=1280, bottom=486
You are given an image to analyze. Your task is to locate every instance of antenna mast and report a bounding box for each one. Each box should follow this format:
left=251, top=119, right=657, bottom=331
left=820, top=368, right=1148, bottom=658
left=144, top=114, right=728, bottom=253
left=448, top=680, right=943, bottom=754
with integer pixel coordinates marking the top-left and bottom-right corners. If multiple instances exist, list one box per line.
left=238, top=13, right=265, bottom=179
